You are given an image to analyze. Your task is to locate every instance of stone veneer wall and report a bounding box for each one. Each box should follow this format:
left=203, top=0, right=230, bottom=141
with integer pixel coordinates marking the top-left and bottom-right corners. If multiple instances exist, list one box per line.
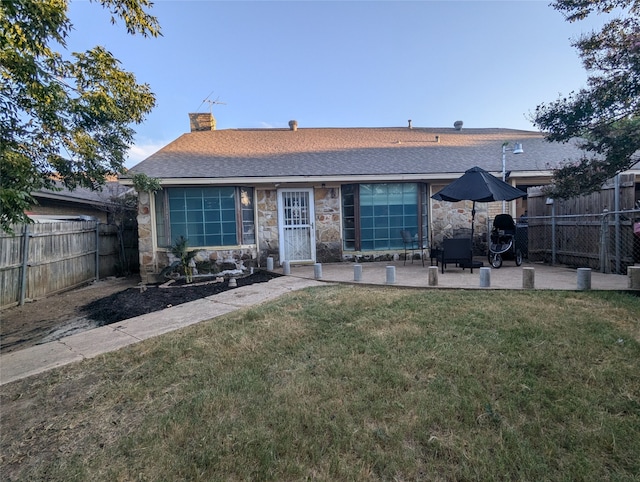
left=314, top=187, right=342, bottom=262
left=255, top=187, right=343, bottom=265
left=430, top=196, right=517, bottom=255
left=136, top=185, right=513, bottom=283
left=137, top=191, right=155, bottom=283
left=256, top=189, right=279, bottom=266
left=430, top=196, right=490, bottom=255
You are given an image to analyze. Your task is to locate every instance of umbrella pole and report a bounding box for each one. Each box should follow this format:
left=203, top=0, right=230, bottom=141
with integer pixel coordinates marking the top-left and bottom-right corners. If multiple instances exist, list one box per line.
left=471, top=201, right=476, bottom=250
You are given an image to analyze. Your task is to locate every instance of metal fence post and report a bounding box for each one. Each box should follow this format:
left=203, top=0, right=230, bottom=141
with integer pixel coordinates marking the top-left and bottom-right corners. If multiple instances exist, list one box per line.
left=600, top=211, right=610, bottom=273
left=615, top=174, right=622, bottom=274
left=95, top=222, right=100, bottom=281
left=551, top=202, right=557, bottom=265
left=19, top=224, right=30, bottom=306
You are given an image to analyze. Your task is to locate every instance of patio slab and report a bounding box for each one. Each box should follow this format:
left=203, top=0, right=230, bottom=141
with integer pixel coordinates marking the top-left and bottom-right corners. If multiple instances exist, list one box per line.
left=283, top=260, right=633, bottom=291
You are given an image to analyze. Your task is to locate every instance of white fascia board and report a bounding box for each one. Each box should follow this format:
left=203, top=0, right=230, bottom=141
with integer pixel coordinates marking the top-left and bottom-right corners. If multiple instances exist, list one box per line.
left=509, top=170, right=554, bottom=178
left=120, top=171, right=563, bottom=187
left=121, top=173, right=465, bottom=187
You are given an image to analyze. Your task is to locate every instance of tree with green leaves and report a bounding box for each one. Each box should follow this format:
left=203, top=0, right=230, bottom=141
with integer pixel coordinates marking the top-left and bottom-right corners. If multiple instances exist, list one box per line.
left=533, top=0, right=639, bottom=199
left=1, top=0, right=161, bottom=232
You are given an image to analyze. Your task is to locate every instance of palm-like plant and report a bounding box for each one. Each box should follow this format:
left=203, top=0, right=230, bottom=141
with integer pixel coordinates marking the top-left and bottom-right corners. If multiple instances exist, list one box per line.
left=169, top=236, right=199, bottom=283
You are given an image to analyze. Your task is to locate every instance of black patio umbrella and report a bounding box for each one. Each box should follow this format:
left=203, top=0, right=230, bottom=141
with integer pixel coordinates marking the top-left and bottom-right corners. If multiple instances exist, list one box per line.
left=431, top=166, right=527, bottom=243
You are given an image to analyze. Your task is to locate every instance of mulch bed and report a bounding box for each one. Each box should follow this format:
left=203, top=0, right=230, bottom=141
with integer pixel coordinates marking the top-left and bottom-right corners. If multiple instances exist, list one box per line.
left=82, top=270, right=282, bottom=325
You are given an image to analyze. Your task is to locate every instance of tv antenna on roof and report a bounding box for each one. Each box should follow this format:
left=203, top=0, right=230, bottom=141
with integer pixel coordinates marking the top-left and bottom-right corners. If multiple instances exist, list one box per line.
left=204, top=98, right=226, bottom=113
left=196, top=91, right=227, bottom=114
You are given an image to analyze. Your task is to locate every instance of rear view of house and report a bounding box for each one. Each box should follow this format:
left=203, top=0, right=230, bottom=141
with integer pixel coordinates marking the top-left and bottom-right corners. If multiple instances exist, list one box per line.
left=121, top=114, right=598, bottom=283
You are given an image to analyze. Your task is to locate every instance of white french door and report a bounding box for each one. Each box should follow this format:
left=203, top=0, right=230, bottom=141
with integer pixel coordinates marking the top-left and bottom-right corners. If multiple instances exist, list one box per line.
left=278, top=189, right=316, bottom=263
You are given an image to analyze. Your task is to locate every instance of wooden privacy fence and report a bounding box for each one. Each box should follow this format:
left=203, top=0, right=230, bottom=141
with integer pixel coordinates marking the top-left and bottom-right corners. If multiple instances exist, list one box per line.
left=0, top=221, right=139, bottom=309
left=525, top=174, right=639, bottom=274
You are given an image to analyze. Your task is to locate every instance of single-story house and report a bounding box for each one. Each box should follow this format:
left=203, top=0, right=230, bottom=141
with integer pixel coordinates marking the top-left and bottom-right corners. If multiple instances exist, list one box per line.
left=121, top=113, right=610, bottom=282
left=28, top=181, right=135, bottom=224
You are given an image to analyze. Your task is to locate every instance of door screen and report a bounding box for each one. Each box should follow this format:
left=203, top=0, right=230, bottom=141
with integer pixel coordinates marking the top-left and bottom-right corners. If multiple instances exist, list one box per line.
left=278, top=189, right=315, bottom=262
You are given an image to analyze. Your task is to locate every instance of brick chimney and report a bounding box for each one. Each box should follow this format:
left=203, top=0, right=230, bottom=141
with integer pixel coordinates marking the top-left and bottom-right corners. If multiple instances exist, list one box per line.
left=189, top=113, right=216, bottom=132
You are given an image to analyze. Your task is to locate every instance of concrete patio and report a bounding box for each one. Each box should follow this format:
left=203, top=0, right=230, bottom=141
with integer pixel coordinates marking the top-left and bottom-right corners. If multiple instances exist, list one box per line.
left=281, top=259, right=635, bottom=291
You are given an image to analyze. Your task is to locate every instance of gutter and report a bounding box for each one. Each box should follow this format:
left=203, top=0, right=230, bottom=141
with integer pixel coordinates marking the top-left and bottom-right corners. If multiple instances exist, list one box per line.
left=119, top=171, right=562, bottom=187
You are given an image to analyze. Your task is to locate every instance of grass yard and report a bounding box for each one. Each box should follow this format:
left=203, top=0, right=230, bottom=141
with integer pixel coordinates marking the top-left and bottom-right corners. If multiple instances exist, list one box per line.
left=1, top=286, right=639, bottom=481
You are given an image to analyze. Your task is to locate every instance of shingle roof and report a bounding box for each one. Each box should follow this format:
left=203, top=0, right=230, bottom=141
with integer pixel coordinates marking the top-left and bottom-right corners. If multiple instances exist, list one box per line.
left=124, top=127, right=586, bottom=181
left=34, top=181, right=134, bottom=206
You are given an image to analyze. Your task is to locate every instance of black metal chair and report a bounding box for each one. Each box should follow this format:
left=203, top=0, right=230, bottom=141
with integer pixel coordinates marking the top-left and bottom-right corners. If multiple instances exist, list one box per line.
left=439, top=238, right=482, bottom=273
left=400, top=230, right=425, bottom=266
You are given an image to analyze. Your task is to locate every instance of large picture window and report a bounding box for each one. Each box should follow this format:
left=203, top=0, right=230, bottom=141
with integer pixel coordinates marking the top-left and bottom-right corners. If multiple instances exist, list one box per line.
left=155, top=187, right=255, bottom=247
left=342, top=183, right=428, bottom=251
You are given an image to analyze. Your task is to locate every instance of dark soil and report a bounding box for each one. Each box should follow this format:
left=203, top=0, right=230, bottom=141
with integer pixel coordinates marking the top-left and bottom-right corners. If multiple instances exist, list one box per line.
left=1, top=270, right=281, bottom=354
left=82, top=270, right=282, bottom=325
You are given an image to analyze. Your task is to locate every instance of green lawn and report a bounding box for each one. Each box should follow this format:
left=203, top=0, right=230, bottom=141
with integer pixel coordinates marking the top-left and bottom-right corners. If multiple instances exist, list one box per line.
left=2, top=287, right=639, bottom=481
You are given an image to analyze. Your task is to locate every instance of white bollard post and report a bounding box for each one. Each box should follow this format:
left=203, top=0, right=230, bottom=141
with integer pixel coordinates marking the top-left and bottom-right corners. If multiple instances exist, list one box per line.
left=228, top=277, right=237, bottom=287
left=479, top=267, right=491, bottom=288
left=354, top=264, right=363, bottom=281
left=386, top=265, right=396, bottom=284
left=266, top=256, right=274, bottom=271
left=314, top=263, right=322, bottom=279
left=522, top=267, right=535, bottom=289
left=282, top=260, right=291, bottom=275
left=628, top=266, right=640, bottom=290
left=428, top=266, right=438, bottom=286
left=577, top=267, right=591, bottom=290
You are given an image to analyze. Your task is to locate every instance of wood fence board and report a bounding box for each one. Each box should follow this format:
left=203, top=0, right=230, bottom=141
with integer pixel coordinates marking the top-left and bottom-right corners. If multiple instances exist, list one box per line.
left=1, top=220, right=139, bottom=308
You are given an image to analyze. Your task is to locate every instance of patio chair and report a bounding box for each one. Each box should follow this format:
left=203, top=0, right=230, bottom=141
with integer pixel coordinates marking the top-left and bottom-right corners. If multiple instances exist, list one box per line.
left=439, top=238, right=481, bottom=273
left=400, top=230, right=425, bottom=266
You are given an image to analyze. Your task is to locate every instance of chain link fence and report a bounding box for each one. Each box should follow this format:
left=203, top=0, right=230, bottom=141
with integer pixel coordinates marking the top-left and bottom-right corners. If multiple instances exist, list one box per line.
left=523, top=209, right=640, bottom=274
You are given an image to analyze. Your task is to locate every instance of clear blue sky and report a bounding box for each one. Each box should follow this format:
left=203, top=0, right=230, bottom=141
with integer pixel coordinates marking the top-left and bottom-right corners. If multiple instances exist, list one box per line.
left=66, top=0, right=605, bottom=167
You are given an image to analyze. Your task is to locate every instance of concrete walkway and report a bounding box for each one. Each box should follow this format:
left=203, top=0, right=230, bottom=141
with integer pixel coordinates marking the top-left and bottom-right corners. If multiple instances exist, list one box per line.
left=0, top=261, right=634, bottom=386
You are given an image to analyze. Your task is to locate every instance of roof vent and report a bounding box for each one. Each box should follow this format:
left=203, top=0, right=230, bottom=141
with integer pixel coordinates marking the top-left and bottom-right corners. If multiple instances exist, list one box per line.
left=189, top=113, right=216, bottom=132
left=408, top=119, right=412, bottom=129
left=289, top=120, right=298, bottom=131
left=454, top=120, right=463, bottom=130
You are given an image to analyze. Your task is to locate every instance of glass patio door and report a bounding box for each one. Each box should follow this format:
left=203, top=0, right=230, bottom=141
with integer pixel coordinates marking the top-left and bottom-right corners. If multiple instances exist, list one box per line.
left=278, top=189, right=316, bottom=263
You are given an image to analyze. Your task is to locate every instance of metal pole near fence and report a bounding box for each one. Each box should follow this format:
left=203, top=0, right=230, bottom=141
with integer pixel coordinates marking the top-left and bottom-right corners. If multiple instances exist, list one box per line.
left=19, top=225, right=30, bottom=306
left=614, top=175, right=621, bottom=275
left=95, top=222, right=100, bottom=281
left=551, top=201, right=557, bottom=265
left=600, top=212, right=610, bottom=273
